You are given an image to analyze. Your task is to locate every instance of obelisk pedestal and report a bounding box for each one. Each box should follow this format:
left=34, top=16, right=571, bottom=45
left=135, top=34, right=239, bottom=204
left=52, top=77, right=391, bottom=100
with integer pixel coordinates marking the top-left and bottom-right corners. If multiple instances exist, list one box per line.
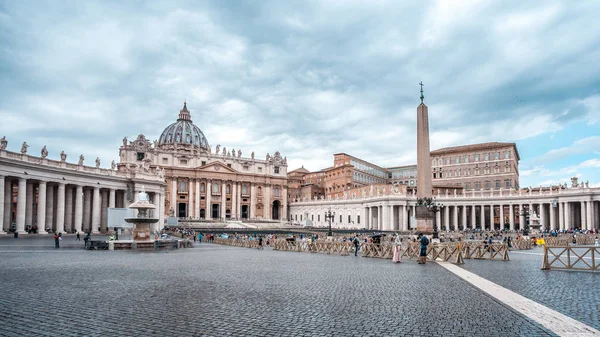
left=415, top=88, right=435, bottom=234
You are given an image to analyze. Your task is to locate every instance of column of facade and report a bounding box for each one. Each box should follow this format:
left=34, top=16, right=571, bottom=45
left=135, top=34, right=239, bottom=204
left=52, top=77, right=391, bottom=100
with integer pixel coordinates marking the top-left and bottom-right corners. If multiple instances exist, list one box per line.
left=3, top=180, right=11, bottom=232
left=83, top=188, right=91, bottom=231
left=0, top=176, right=5, bottom=234
left=91, top=187, right=101, bottom=234
left=586, top=200, right=593, bottom=231
left=188, top=180, right=195, bottom=218
left=74, top=186, right=83, bottom=233
left=499, top=204, right=504, bottom=230
left=539, top=203, right=546, bottom=232
left=16, top=178, right=27, bottom=234
left=249, top=183, right=255, bottom=220
left=45, top=184, right=55, bottom=232
left=564, top=202, right=570, bottom=230
left=509, top=204, right=515, bottom=230
left=207, top=180, right=213, bottom=220
left=100, top=189, right=108, bottom=232
left=480, top=205, right=485, bottom=230
left=443, top=205, right=449, bottom=231
left=55, top=183, right=65, bottom=233
left=462, top=205, right=467, bottom=230
left=64, top=187, right=73, bottom=232
left=195, top=180, right=201, bottom=219
left=25, top=182, right=34, bottom=230
left=558, top=202, right=564, bottom=230
left=580, top=201, right=587, bottom=230
left=109, top=189, right=116, bottom=209
left=471, top=205, right=476, bottom=229
left=364, top=207, right=369, bottom=229
left=489, top=204, right=494, bottom=230
left=402, top=205, right=408, bottom=231
left=265, top=184, right=272, bottom=220
left=550, top=202, right=556, bottom=231
left=232, top=182, right=237, bottom=220
left=158, top=192, right=165, bottom=230
left=518, top=204, right=524, bottom=230
left=237, top=183, right=242, bottom=220
left=171, top=180, right=176, bottom=216
left=152, top=192, right=160, bottom=232
left=282, top=187, right=288, bottom=221
left=221, top=182, right=227, bottom=219
left=452, top=205, right=458, bottom=231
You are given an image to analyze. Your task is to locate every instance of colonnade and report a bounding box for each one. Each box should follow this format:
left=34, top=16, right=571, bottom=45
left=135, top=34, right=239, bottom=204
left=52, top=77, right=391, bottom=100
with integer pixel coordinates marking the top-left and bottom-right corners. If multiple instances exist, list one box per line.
left=1, top=175, right=164, bottom=234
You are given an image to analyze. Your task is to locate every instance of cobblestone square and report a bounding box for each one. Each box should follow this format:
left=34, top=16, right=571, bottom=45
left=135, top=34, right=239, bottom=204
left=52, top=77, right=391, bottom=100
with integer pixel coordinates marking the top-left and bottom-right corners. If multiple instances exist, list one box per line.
left=0, top=241, right=559, bottom=337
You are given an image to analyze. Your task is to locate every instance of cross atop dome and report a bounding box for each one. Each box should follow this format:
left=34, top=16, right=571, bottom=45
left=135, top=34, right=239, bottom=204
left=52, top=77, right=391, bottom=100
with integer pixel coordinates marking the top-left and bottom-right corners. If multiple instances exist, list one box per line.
left=178, top=101, right=192, bottom=121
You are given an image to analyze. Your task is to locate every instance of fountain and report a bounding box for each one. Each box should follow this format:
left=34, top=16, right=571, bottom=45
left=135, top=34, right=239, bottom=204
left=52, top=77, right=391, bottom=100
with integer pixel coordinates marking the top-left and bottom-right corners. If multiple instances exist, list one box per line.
left=125, top=186, right=158, bottom=242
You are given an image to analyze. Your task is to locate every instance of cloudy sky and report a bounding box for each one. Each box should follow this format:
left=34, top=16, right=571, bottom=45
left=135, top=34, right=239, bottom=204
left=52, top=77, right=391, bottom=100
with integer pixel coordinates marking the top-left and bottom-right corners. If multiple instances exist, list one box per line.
left=1, top=0, right=599, bottom=187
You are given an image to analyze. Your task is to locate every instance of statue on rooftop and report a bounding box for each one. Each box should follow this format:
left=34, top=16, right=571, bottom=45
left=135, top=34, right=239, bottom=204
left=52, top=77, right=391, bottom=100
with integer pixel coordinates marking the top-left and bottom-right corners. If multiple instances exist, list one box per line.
left=20, top=142, right=29, bottom=154
left=251, top=151, right=255, bottom=159
left=238, top=149, right=242, bottom=157
left=41, top=146, right=48, bottom=158
left=95, top=157, right=101, bottom=168
left=78, top=155, right=84, bottom=166
left=122, top=137, right=127, bottom=146
left=60, top=151, right=67, bottom=162
left=222, top=147, right=227, bottom=156
left=0, top=136, right=7, bottom=150
left=111, top=160, right=116, bottom=170
left=215, top=144, right=220, bottom=155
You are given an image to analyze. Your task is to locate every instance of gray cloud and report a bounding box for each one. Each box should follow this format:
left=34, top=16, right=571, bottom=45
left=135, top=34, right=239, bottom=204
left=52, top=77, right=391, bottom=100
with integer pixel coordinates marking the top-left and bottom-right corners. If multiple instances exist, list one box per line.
left=0, top=0, right=599, bottom=185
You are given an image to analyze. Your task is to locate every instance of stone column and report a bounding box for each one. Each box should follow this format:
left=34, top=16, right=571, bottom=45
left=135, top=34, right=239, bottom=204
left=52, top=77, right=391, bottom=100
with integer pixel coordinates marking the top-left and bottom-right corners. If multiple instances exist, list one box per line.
left=25, top=183, right=34, bottom=230
left=403, top=205, right=408, bottom=231
left=499, top=205, right=504, bottom=230
left=564, top=202, right=570, bottom=230
left=444, top=205, right=450, bottom=231
left=265, top=185, right=271, bottom=220
left=580, top=201, right=587, bottom=230
left=539, top=203, right=545, bottom=232
left=38, top=183, right=49, bottom=233
left=46, top=184, right=55, bottom=232
left=171, top=179, right=177, bottom=216
left=100, top=189, right=108, bottom=233
left=250, top=183, right=256, bottom=220
left=586, top=201, right=592, bottom=231
left=480, top=205, right=485, bottom=230
left=232, top=182, right=237, bottom=219
left=550, top=203, right=556, bottom=231
left=489, top=204, right=494, bottom=230
left=3, top=180, right=11, bottom=232
left=195, top=180, right=200, bottom=219
left=364, top=207, right=369, bottom=229
left=55, top=183, right=65, bottom=233
left=109, top=189, right=116, bottom=209
left=462, top=205, right=467, bottom=230
left=519, top=204, right=524, bottom=230
left=16, top=178, right=27, bottom=234
left=452, top=205, right=458, bottom=231
left=83, top=189, right=91, bottom=231
left=74, top=185, right=83, bottom=233
left=558, top=202, right=564, bottom=230
left=509, top=205, right=515, bottom=231
left=221, top=182, right=226, bottom=220
left=471, top=205, right=476, bottom=230
left=152, top=192, right=161, bottom=232
left=0, top=176, right=5, bottom=234
left=188, top=180, right=195, bottom=218
left=158, top=192, right=165, bottom=230
left=91, top=187, right=101, bottom=234
left=64, top=187, right=73, bottom=233
left=237, top=183, right=242, bottom=219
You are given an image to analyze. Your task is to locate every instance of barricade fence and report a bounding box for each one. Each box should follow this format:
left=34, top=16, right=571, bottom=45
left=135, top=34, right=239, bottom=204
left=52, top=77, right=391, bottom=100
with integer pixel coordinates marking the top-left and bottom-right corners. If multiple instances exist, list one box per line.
left=542, top=245, right=599, bottom=271
left=213, top=238, right=510, bottom=264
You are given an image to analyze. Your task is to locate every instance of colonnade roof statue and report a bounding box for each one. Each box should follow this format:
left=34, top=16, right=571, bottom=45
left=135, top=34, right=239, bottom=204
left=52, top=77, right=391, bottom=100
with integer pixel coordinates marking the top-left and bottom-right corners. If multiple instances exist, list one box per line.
left=157, top=102, right=210, bottom=151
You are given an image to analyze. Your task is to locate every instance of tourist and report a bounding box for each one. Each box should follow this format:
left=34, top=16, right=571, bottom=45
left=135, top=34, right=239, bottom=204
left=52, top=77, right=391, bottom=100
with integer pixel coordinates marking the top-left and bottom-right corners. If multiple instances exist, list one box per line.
left=258, top=236, right=264, bottom=250
left=75, top=232, right=81, bottom=241
left=54, top=233, right=60, bottom=248
left=392, top=234, right=402, bottom=263
left=418, top=233, right=429, bottom=264
left=352, top=235, right=360, bottom=256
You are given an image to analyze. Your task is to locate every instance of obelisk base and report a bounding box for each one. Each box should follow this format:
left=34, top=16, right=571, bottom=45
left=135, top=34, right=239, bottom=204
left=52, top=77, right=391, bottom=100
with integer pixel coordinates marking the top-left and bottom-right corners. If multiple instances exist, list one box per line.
left=415, top=206, right=435, bottom=234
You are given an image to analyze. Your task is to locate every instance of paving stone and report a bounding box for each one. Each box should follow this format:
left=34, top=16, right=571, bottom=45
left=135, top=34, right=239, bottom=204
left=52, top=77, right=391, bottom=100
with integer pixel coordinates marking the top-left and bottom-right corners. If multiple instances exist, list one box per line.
left=0, top=242, right=556, bottom=336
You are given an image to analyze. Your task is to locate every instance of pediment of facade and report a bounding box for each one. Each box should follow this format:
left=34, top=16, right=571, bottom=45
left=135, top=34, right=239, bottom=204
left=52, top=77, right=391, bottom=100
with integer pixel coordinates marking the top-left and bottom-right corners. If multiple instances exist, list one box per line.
left=196, top=161, right=238, bottom=173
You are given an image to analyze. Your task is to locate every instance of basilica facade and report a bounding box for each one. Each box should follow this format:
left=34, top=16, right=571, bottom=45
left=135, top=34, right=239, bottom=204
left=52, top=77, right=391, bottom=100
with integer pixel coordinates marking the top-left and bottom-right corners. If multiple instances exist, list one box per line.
left=118, top=102, right=288, bottom=221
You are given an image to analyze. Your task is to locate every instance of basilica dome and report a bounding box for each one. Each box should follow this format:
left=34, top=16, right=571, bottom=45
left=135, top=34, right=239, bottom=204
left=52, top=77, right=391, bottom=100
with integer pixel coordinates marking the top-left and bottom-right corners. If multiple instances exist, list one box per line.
left=158, top=102, right=210, bottom=150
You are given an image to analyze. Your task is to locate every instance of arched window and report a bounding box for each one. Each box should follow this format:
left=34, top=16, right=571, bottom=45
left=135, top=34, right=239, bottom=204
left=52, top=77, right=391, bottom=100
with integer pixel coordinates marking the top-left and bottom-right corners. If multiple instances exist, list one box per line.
left=179, top=181, right=186, bottom=192
left=200, top=183, right=205, bottom=192
left=212, top=183, right=219, bottom=193
left=258, top=186, right=262, bottom=195
left=226, top=184, right=231, bottom=194
left=274, top=187, right=280, bottom=197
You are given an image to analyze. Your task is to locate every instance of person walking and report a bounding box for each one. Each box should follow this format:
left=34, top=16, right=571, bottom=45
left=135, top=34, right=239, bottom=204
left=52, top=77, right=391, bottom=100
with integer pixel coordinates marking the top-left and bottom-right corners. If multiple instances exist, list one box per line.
left=418, top=233, right=429, bottom=264
left=392, top=234, right=402, bottom=263
left=75, top=232, right=81, bottom=241
left=352, top=235, right=360, bottom=256
left=54, top=233, right=60, bottom=249
left=258, top=236, right=264, bottom=250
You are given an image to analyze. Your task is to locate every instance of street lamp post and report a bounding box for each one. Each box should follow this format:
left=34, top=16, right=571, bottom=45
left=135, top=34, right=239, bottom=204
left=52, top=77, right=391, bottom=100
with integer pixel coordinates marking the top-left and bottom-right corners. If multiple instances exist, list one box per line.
left=324, top=207, right=335, bottom=237
left=417, top=197, right=444, bottom=239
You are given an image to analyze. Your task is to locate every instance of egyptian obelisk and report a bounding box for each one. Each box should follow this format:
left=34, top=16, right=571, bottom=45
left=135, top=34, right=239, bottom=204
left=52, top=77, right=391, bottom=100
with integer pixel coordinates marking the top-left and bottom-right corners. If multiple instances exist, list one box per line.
left=415, top=82, right=434, bottom=234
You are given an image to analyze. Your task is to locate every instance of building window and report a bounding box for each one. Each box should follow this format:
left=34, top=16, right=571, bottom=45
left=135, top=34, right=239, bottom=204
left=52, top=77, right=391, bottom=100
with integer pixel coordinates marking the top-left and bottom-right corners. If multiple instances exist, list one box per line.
left=179, top=181, right=186, bottom=192
left=162, top=158, right=168, bottom=164
left=274, top=166, right=280, bottom=174
left=495, top=180, right=501, bottom=189
left=227, top=164, right=232, bottom=168
left=348, top=215, right=351, bottom=223
left=504, top=152, right=510, bottom=159
left=274, top=187, right=279, bottom=197
left=318, top=215, right=320, bottom=221
left=180, top=159, right=188, bottom=165
left=505, top=180, right=511, bottom=189
left=258, top=167, right=262, bottom=173
left=454, top=157, right=460, bottom=164
left=212, top=183, right=219, bottom=193
left=357, top=215, right=360, bottom=224
left=446, top=158, right=450, bottom=165
left=465, top=183, right=470, bottom=190
left=475, top=183, right=480, bottom=190
left=464, top=156, right=469, bottom=163
left=201, top=161, right=206, bottom=166
left=312, top=215, right=314, bottom=221
left=137, top=152, right=145, bottom=161
left=242, top=185, right=248, bottom=194
left=474, top=154, right=479, bottom=162
left=200, top=183, right=205, bottom=192
left=243, top=165, right=249, bottom=170
left=295, top=214, right=297, bottom=220
left=485, top=182, right=490, bottom=189
left=226, top=185, right=231, bottom=194
left=494, top=152, right=500, bottom=160
left=258, top=187, right=262, bottom=195
left=339, top=215, right=342, bottom=223
left=484, top=154, right=489, bottom=161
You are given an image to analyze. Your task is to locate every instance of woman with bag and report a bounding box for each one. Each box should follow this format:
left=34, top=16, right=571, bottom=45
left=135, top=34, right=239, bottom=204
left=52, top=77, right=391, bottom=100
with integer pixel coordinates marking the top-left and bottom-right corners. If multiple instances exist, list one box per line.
left=392, top=234, right=402, bottom=263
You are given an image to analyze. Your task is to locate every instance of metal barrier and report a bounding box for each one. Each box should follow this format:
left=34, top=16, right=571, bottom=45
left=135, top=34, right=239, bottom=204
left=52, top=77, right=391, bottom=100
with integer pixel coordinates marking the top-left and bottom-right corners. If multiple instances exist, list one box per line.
left=541, top=245, right=599, bottom=271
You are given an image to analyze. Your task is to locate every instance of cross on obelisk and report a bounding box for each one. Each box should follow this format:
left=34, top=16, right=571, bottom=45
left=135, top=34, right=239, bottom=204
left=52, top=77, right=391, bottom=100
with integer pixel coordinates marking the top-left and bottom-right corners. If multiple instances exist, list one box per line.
left=419, top=81, right=424, bottom=104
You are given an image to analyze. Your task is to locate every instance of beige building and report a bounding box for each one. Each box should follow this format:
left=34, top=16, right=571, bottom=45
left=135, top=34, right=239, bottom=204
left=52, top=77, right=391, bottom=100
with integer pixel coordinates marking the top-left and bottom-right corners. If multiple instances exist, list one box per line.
left=431, top=142, right=520, bottom=191
left=118, top=102, right=289, bottom=221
